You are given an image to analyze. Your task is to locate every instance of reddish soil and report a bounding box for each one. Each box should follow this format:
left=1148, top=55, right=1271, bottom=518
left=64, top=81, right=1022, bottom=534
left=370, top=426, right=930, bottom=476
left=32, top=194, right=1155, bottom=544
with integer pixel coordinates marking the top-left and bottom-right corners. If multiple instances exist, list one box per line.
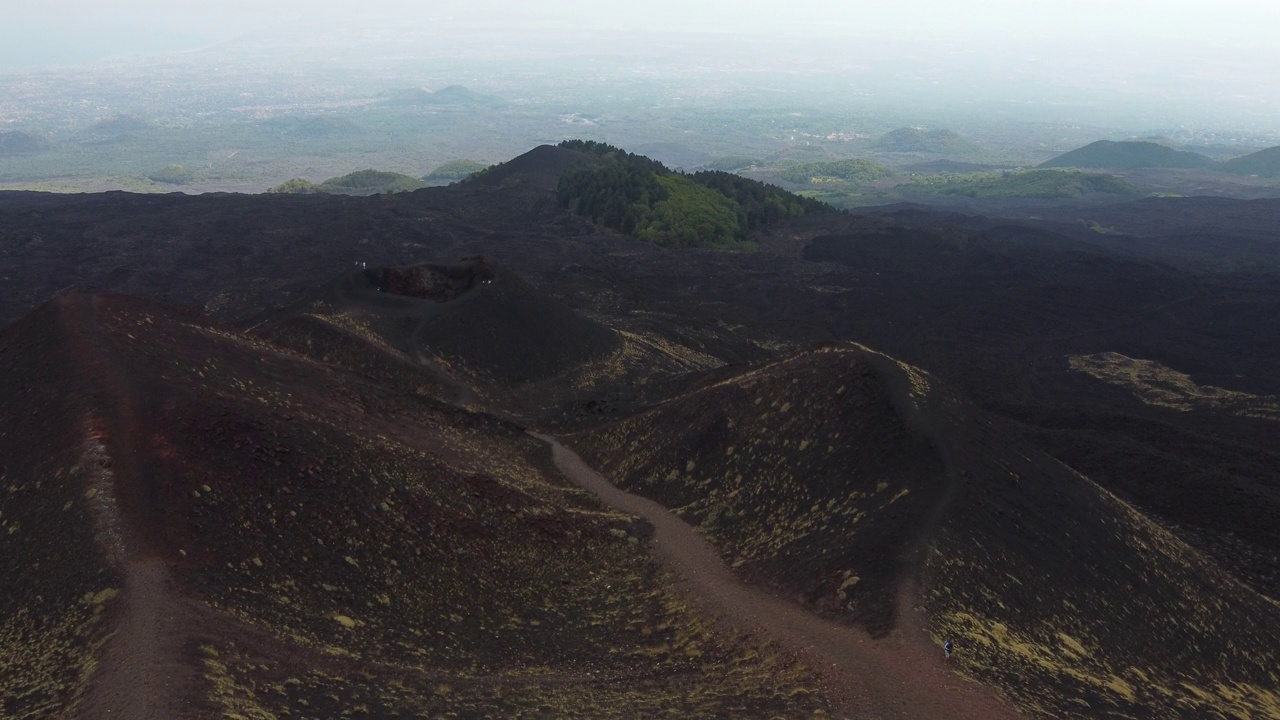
left=533, top=433, right=1026, bottom=720
left=60, top=294, right=199, bottom=720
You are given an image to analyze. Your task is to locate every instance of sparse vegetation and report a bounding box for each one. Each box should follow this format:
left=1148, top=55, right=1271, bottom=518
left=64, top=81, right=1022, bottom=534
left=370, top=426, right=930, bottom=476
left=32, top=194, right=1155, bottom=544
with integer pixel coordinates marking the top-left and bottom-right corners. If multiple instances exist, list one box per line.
left=873, top=127, right=976, bottom=154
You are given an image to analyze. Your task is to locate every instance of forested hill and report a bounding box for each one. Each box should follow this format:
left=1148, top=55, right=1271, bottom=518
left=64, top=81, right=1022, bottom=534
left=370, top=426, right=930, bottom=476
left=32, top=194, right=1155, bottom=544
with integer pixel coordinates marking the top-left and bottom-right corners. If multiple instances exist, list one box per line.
left=555, top=140, right=834, bottom=249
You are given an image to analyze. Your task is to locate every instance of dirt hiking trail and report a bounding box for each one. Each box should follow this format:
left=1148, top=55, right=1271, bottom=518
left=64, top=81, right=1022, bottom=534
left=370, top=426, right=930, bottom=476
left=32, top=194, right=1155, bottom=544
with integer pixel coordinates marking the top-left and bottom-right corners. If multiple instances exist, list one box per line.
left=62, top=295, right=197, bottom=720
left=533, top=433, right=1026, bottom=720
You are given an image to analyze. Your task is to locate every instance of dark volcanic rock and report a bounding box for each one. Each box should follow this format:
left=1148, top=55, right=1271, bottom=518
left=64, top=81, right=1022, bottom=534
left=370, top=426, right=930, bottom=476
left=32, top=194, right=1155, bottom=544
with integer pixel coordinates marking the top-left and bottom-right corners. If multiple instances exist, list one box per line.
left=287, top=258, right=621, bottom=385
left=0, top=292, right=833, bottom=718
left=570, top=343, right=1280, bottom=720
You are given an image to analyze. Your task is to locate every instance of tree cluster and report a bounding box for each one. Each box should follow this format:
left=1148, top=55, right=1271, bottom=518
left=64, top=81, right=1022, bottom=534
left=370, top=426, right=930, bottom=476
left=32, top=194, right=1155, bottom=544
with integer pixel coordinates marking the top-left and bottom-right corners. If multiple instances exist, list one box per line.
left=556, top=141, right=834, bottom=249
left=689, top=171, right=831, bottom=232
left=776, top=159, right=890, bottom=185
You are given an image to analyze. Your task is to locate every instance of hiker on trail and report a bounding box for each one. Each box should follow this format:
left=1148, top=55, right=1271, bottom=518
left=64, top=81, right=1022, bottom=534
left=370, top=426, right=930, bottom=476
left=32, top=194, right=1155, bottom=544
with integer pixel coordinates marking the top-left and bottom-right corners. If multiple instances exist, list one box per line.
left=943, top=639, right=954, bottom=660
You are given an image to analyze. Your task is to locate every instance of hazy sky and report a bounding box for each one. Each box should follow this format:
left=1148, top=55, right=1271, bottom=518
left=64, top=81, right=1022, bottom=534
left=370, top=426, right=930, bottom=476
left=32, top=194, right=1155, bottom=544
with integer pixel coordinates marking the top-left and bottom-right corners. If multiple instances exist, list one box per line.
left=3, top=0, right=1278, bottom=129
left=8, top=0, right=1280, bottom=57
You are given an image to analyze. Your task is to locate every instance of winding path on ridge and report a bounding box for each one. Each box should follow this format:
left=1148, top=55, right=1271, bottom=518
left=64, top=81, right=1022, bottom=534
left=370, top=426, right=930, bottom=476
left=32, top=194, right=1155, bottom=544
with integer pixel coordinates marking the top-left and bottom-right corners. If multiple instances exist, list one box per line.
left=532, top=433, right=1026, bottom=720
left=62, top=294, right=196, bottom=720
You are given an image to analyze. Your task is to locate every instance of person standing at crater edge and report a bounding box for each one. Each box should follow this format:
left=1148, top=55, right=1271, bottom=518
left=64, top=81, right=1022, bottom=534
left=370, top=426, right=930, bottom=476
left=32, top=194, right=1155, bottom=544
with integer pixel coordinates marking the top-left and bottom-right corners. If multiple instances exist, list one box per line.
left=944, top=639, right=954, bottom=661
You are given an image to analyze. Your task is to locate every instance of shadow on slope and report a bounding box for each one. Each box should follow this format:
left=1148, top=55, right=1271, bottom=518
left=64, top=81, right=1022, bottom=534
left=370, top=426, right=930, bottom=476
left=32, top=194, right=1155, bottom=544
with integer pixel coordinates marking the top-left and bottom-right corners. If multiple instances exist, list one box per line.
left=465, top=143, right=603, bottom=193
left=568, top=345, right=947, bottom=637
left=567, top=343, right=1280, bottom=720
left=269, top=257, right=621, bottom=391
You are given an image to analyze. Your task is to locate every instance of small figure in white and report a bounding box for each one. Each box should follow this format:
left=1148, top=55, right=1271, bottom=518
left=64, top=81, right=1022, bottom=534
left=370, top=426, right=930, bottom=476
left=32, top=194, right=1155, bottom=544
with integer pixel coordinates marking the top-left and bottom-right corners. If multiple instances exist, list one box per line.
left=943, top=639, right=954, bottom=661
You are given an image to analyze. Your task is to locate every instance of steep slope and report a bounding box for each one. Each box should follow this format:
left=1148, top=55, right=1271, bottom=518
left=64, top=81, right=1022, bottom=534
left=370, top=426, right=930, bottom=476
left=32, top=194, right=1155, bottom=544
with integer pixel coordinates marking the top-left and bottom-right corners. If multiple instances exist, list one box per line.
left=0, top=301, right=123, bottom=718
left=1222, top=145, right=1280, bottom=176
left=567, top=344, right=1280, bottom=720
left=572, top=346, right=947, bottom=636
left=467, top=143, right=603, bottom=192
left=260, top=258, right=736, bottom=422
left=0, top=293, right=835, bottom=719
left=1039, top=140, right=1216, bottom=169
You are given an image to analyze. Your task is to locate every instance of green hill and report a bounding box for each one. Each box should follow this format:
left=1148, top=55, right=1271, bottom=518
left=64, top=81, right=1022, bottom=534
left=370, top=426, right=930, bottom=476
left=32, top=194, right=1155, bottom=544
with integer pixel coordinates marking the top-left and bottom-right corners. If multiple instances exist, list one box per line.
left=1221, top=146, right=1280, bottom=176
left=0, top=130, right=43, bottom=155
left=85, top=114, right=153, bottom=135
left=265, top=178, right=324, bottom=194
left=873, top=127, right=977, bottom=154
left=555, top=140, right=834, bottom=250
left=903, top=169, right=1141, bottom=199
left=1039, top=141, right=1216, bottom=170
left=267, top=171, right=425, bottom=195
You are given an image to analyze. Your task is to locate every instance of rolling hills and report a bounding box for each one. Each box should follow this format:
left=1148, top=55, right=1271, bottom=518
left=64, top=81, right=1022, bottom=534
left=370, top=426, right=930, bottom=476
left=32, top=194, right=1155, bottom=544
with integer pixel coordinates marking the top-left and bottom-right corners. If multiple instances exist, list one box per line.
left=0, top=140, right=1278, bottom=718
left=0, top=292, right=836, bottom=718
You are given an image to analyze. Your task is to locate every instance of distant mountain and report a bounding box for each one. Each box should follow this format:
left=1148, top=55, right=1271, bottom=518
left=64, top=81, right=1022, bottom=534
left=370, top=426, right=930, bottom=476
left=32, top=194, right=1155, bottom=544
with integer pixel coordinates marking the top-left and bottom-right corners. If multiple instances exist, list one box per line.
left=383, top=84, right=506, bottom=109
left=1221, top=146, right=1280, bottom=176
left=554, top=140, right=834, bottom=249
left=0, top=292, right=827, bottom=717
left=570, top=343, right=1280, bottom=719
left=85, top=114, right=154, bottom=135
left=0, top=130, right=43, bottom=155
left=1039, top=140, right=1216, bottom=170
left=268, top=170, right=425, bottom=195
left=873, top=127, right=977, bottom=154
